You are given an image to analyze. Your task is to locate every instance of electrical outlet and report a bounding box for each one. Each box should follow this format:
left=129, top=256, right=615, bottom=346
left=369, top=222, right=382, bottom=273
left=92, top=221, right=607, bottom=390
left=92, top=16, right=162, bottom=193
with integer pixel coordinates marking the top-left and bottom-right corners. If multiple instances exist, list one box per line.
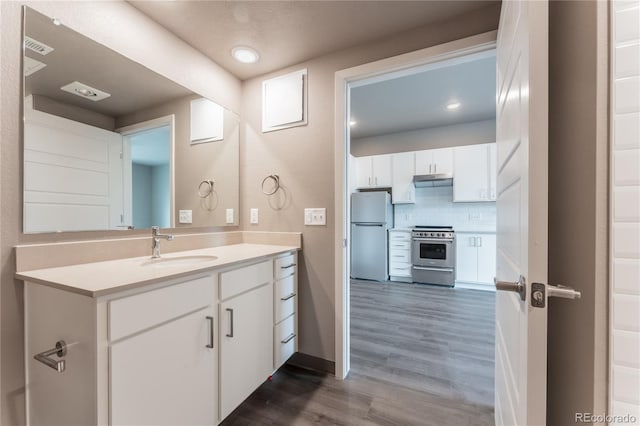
left=250, top=208, right=259, bottom=224
left=304, top=208, right=326, bottom=225
left=178, top=210, right=192, bottom=224
left=226, top=208, right=234, bottom=224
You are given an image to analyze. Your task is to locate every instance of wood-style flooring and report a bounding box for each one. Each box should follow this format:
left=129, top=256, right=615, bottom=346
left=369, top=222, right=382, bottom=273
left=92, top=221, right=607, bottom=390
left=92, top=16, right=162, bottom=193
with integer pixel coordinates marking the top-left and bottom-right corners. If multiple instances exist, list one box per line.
left=221, top=280, right=496, bottom=426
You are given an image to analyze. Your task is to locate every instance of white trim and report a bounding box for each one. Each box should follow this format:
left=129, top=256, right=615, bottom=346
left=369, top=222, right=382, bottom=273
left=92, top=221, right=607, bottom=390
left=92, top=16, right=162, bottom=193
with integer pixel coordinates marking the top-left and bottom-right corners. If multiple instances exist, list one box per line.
left=116, top=115, right=176, bottom=229
left=333, top=31, right=498, bottom=379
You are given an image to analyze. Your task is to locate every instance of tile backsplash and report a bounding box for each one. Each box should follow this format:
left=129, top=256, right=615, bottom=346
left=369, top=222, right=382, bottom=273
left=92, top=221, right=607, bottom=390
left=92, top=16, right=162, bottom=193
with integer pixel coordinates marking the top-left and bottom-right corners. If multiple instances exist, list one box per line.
left=394, top=186, right=496, bottom=232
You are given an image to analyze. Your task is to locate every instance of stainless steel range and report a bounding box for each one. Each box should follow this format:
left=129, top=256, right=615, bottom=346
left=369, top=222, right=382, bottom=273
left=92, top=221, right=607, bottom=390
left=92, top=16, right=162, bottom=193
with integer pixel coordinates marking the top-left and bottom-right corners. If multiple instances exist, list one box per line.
left=411, top=226, right=456, bottom=287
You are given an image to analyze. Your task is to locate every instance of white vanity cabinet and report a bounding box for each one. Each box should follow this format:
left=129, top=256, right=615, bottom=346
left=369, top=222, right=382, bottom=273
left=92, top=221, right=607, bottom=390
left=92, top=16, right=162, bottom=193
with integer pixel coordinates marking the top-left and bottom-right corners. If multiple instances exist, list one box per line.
left=219, top=260, right=274, bottom=421
left=274, top=252, right=298, bottom=369
left=453, top=143, right=497, bottom=202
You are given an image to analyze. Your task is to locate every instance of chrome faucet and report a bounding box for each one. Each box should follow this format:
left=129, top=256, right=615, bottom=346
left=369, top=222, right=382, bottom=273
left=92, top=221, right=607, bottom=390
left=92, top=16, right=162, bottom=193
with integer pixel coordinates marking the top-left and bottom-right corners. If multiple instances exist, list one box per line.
left=151, top=226, right=174, bottom=258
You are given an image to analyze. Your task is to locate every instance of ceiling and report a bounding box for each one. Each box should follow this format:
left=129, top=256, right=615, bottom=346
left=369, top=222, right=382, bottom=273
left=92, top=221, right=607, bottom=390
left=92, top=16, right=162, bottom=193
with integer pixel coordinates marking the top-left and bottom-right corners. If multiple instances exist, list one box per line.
left=350, top=53, right=496, bottom=139
left=129, top=1, right=498, bottom=80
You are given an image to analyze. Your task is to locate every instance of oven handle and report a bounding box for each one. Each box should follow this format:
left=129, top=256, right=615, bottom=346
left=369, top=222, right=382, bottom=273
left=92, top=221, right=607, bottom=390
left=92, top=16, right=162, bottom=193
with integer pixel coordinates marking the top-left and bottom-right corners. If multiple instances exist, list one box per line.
left=412, top=266, right=454, bottom=272
left=412, top=238, right=454, bottom=242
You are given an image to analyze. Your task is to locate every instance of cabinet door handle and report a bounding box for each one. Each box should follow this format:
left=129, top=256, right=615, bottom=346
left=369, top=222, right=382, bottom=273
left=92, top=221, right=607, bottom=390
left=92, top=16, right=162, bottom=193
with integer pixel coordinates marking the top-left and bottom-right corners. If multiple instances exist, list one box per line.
left=469, top=237, right=476, bottom=247
left=429, top=163, right=432, bottom=174
left=225, top=308, right=234, bottom=338
left=375, top=176, right=378, bottom=185
left=368, top=177, right=371, bottom=185
left=281, top=293, right=296, bottom=301
left=280, top=263, right=296, bottom=269
left=434, top=163, right=437, bottom=173
left=206, top=316, right=214, bottom=348
left=477, top=237, right=482, bottom=247
left=281, top=333, right=296, bottom=344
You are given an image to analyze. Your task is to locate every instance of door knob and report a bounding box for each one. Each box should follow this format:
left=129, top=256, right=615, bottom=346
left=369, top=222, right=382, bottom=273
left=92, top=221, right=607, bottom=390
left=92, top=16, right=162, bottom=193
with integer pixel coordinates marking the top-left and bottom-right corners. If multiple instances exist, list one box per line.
left=547, top=284, right=581, bottom=300
left=494, top=275, right=526, bottom=301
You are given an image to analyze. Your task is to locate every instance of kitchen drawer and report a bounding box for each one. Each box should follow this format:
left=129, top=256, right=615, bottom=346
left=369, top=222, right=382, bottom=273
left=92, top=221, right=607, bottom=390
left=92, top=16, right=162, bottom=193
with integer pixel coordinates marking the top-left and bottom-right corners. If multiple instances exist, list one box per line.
left=274, top=314, right=296, bottom=369
left=275, top=275, right=296, bottom=323
left=389, top=250, right=410, bottom=263
left=275, top=253, right=296, bottom=281
left=109, top=275, right=215, bottom=341
left=389, top=231, right=411, bottom=242
left=390, top=265, right=412, bottom=277
left=389, top=240, right=411, bottom=250
left=220, top=260, right=272, bottom=300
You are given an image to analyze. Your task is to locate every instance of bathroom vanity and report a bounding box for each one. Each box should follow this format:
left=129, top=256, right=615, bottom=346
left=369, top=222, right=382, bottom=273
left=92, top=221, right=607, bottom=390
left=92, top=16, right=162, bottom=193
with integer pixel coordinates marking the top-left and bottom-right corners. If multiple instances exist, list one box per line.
left=17, top=243, right=299, bottom=426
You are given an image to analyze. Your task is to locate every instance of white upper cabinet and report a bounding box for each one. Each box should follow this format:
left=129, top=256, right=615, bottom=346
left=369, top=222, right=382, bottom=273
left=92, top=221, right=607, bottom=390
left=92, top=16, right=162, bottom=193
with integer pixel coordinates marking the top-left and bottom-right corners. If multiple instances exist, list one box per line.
left=453, top=143, right=497, bottom=202
left=415, top=148, right=454, bottom=175
left=354, top=154, right=392, bottom=188
left=391, top=152, right=415, bottom=204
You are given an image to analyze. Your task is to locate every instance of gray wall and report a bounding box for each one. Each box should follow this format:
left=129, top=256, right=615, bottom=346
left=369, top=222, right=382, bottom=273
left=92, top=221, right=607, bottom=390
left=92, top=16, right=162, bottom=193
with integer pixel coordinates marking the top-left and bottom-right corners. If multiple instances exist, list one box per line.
left=239, top=6, right=501, bottom=363
left=0, top=2, right=241, bottom=425
left=132, top=163, right=153, bottom=229
left=547, top=0, right=609, bottom=423
left=350, top=119, right=495, bottom=157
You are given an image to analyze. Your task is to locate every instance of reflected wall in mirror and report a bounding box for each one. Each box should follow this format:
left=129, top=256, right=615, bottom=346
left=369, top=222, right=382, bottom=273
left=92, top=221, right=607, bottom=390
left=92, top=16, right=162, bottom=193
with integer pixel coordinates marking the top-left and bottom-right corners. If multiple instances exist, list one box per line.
left=22, top=6, right=239, bottom=233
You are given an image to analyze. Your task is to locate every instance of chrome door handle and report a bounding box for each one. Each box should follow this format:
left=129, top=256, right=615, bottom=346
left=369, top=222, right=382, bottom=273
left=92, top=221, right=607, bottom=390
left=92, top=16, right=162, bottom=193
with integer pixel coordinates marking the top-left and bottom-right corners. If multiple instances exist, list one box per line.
left=494, top=275, right=526, bottom=301
left=226, top=308, right=234, bottom=337
left=34, top=340, right=67, bottom=373
left=206, top=316, right=214, bottom=348
left=547, top=284, right=581, bottom=300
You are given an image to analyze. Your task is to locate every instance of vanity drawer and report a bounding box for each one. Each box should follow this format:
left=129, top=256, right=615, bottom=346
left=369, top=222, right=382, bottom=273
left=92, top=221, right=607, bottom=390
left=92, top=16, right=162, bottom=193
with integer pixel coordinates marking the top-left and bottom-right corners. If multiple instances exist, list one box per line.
left=109, top=275, right=215, bottom=341
left=274, top=314, right=296, bottom=369
left=275, top=275, right=296, bottom=323
left=275, top=253, right=296, bottom=281
left=220, top=260, right=272, bottom=300
left=389, top=249, right=410, bottom=263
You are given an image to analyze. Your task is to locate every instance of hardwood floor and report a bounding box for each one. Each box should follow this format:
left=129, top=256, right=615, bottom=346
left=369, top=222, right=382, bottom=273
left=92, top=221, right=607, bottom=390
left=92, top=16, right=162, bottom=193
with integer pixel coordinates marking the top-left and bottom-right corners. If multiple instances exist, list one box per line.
left=221, top=280, right=495, bottom=426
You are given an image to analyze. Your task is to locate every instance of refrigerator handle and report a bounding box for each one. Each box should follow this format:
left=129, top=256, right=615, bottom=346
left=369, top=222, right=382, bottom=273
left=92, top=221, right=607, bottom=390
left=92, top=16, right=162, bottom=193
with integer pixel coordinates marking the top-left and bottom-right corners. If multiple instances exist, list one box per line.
left=353, top=223, right=384, bottom=227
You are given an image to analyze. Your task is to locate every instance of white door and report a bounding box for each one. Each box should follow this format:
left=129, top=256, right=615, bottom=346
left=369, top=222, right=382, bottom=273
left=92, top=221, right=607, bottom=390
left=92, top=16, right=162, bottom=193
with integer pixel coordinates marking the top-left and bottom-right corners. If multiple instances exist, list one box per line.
left=494, top=1, right=549, bottom=425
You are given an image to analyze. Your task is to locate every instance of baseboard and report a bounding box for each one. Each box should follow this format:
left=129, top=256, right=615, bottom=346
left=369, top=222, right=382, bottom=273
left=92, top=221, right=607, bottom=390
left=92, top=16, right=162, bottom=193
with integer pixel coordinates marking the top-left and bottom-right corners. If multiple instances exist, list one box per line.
left=455, top=281, right=495, bottom=292
left=286, top=352, right=335, bottom=375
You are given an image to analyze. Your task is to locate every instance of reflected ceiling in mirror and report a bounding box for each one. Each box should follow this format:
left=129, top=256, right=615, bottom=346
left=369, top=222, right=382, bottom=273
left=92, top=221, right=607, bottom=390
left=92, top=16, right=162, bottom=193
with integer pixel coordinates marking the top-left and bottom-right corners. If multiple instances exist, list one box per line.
left=22, top=6, right=239, bottom=234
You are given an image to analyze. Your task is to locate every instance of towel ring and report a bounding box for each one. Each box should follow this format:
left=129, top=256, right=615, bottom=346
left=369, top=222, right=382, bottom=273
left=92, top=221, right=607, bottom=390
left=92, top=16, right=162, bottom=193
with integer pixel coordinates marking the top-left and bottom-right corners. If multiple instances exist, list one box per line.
left=261, top=174, right=280, bottom=195
left=198, top=179, right=215, bottom=198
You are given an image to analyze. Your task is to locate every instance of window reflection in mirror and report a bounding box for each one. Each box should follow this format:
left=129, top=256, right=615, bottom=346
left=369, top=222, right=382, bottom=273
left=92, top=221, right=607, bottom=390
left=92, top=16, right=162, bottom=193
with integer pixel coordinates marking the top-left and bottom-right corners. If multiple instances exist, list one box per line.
left=22, top=6, right=239, bottom=233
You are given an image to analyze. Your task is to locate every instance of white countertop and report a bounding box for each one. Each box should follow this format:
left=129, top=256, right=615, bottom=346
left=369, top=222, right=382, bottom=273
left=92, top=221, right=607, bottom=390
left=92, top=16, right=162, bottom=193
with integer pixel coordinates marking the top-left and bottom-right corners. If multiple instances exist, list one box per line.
left=16, top=243, right=298, bottom=298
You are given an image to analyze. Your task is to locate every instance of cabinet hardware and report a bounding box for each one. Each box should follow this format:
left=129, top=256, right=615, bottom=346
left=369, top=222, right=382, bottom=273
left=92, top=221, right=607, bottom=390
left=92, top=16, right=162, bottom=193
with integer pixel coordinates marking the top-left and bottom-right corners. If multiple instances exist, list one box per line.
left=368, top=177, right=371, bottom=185
left=477, top=237, right=483, bottom=247
left=469, top=237, right=476, bottom=247
left=281, top=333, right=296, bottom=344
left=34, top=340, right=67, bottom=373
left=280, top=263, right=296, bottom=269
left=375, top=176, right=378, bottom=185
left=413, top=266, right=454, bottom=272
left=206, top=316, right=214, bottom=348
left=434, top=164, right=437, bottom=173
left=281, top=293, right=296, bottom=301
left=226, top=308, right=234, bottom=337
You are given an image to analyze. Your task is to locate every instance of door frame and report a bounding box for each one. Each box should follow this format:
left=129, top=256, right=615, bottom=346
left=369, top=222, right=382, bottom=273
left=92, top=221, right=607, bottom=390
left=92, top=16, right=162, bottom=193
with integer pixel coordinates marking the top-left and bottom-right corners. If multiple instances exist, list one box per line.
left=333, top=31, right=498, bottom=379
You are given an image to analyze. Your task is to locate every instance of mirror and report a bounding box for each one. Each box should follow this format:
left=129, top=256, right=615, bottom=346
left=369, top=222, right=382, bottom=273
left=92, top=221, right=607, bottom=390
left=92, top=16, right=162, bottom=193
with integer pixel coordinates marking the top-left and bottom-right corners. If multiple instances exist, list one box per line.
left=22, top=6, right=239, bottom=233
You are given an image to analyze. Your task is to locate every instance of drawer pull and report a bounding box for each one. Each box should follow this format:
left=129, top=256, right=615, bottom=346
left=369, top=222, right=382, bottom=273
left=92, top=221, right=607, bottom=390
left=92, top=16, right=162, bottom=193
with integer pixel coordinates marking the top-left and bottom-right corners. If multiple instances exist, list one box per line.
left=281, top=293, right=296, bottom=301
left=226, top=308, right=234, bottom=338
left=206, top=316, right=214, bottom=349
left=280, top=263, right=296, bottom=269
left=34, top=340, right=67, bottom=373
left=281, top=333, right=296, bottom=344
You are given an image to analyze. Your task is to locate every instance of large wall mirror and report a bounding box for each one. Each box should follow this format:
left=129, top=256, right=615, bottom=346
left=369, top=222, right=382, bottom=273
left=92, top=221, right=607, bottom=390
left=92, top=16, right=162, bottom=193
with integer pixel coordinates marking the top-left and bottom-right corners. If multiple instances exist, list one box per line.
left=22, top=6, right=240, bottom=233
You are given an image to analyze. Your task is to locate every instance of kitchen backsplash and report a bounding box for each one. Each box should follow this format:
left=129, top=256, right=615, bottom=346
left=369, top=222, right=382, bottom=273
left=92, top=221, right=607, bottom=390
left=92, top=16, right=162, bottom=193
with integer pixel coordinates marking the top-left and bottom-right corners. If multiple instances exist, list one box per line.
left=394, top=186, right=496, bottom=232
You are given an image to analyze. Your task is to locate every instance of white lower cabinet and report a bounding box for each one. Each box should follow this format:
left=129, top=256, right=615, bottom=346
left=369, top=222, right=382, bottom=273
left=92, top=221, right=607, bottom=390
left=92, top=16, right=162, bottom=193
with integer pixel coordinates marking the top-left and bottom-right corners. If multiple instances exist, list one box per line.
left=24, top=250, right=298, bottom=426
left=388, top=229, right=412, bottom=282
left=455, top=233, right=496, bottom=289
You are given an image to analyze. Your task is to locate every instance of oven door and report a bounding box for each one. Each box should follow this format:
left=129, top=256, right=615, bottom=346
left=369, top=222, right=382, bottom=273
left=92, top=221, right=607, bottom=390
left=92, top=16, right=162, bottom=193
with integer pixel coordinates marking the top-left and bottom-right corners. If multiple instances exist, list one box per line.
left=412, top=238, right=455, bottom=269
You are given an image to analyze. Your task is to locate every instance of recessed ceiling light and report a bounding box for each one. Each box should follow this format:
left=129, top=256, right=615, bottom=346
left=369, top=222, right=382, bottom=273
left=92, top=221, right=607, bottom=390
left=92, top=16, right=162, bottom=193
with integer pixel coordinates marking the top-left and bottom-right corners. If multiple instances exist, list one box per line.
left=231, top=46, right=259, bottom=64
left=446, top=102, right=461, bottom=110
left=349, top=120, right=357, bottom=127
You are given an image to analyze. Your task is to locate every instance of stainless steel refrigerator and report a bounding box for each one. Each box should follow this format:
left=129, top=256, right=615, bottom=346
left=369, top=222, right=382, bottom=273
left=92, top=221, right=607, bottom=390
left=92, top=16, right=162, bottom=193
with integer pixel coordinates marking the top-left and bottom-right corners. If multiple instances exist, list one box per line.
left=350, top=191, right=393, bottom=281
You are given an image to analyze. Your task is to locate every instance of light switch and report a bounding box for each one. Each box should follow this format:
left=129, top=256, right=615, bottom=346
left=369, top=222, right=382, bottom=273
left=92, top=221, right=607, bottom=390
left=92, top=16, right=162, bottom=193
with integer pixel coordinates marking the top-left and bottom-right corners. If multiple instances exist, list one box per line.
left=250, top=208, right=259, bottom=224
left=304, top=208, right=326, bottom=226
left=226, top=208, right=234, bottom=224
left=179, top=210, right=192, bottom=224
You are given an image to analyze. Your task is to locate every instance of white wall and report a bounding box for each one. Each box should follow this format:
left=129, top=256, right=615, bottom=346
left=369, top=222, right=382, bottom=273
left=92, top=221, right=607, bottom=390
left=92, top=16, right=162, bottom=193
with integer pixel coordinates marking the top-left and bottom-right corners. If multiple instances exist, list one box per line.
left=394, top=186, right=496, bottom=232
left=610, top=1, right=640, bottom=421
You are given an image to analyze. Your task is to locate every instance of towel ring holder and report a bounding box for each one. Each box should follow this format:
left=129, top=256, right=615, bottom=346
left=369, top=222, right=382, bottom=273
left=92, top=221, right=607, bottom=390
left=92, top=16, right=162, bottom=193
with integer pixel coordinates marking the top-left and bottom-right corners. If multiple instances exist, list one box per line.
left=261, top=174, right=280, bottom=195
left=198, top=179, right=215, bottom=198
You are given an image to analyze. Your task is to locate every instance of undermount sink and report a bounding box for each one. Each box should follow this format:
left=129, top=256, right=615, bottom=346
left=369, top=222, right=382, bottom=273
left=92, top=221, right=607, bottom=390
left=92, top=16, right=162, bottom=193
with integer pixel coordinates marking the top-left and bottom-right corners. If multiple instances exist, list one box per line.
left=141, top=255, right=219, bottom=267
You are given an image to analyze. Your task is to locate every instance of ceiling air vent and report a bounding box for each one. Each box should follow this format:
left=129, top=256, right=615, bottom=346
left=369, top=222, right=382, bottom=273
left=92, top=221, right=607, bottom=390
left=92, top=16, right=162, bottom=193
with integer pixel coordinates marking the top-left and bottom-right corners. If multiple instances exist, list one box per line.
left=24, top=36, right=54, bottom=55
left=24, top=56, right=47, bottom=77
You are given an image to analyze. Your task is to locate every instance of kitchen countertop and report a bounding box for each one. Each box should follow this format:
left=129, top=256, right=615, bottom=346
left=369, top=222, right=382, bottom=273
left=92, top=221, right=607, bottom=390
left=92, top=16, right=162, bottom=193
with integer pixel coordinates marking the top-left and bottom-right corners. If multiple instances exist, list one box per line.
left=16, top=243, right=298, bottom=298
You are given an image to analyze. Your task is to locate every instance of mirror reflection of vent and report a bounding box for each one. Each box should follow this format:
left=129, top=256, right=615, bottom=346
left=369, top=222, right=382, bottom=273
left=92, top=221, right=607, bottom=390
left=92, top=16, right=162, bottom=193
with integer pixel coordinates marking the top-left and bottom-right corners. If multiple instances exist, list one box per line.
left=24, top=36, right=54, bottom=55
left=24, top=56, right=47, bottom=77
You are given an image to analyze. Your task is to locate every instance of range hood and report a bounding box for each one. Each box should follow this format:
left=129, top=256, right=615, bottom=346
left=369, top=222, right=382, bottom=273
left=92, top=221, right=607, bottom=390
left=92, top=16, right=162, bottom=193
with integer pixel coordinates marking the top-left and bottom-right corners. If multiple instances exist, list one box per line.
left=413, top=173, right=453, bottom=187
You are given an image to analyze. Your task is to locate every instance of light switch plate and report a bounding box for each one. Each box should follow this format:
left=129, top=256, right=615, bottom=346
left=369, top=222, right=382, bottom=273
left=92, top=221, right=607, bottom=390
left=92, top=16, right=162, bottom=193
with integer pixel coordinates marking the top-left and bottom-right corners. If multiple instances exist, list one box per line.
left=250, top=208, right=259, bottom=224
left=179, top=210, right=192, bottom=224
left=226, top=208, right=234, bottom=224
left=304, top=208, right=326, bottom=226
